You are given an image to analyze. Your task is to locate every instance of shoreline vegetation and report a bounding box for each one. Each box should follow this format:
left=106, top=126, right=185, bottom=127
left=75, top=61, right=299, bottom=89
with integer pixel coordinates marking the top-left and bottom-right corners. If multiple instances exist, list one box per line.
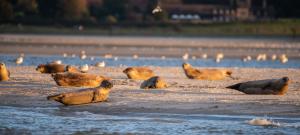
left=1, top=20, right=300, bottom=37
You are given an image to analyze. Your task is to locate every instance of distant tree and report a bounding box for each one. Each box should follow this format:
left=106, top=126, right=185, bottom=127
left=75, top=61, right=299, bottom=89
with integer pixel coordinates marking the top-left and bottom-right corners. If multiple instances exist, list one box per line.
left=0, top=0, right=14, bottom=20
left=102, top=0, right=128, bottom=21
left=63, top=0, right=89, bottom=20
left=37, top=0, right=61, bottom=18
left=16, top=0, right=38, bottom=15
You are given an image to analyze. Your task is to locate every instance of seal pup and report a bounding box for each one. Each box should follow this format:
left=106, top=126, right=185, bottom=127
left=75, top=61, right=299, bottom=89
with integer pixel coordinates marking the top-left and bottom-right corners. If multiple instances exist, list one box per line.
left=123, top=67, right=155, bottom=80
left=51, top=72, right=110, bottom=87
left=226, top=77, right=290, bottom=95
left=47, top=80, right=113, bottom=106
left=182, top=63, right=232, bottom=80
left=140, top=76, right=168, bottom=89
left=0, top=63, right=10, bottom=81
left=36, top=63, right=66, bottom=73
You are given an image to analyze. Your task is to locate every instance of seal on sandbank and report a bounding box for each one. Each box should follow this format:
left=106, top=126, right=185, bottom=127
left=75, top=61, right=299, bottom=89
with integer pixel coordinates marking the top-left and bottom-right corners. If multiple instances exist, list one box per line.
left=0, top=62, right=10, bottom=81
left=123, top=67, right=155, bottom=80
left=47, top=80, right=113, bottom=105
left=140, top=76, right=168, bottom=89
left=51, top=72, right=110, bottom=87
left=36, top=63, right=66, bottom=73
left=182, top=63, right=232, bottom=80
left=226, top=77, right=290, bottom=95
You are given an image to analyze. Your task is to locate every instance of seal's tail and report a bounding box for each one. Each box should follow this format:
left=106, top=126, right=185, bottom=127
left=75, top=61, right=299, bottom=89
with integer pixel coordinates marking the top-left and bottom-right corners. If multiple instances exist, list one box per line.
left=47, top=94, right=64, bottom=101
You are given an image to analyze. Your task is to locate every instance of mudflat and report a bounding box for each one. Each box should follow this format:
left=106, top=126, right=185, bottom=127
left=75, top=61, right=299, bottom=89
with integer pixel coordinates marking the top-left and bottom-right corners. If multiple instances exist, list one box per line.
left=0, top=66, right=299, bottom=117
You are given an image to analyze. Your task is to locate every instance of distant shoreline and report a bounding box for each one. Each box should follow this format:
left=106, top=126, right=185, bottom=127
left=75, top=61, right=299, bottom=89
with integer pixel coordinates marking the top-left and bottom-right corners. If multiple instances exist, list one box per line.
left=1, top=34, right=300, bottom=59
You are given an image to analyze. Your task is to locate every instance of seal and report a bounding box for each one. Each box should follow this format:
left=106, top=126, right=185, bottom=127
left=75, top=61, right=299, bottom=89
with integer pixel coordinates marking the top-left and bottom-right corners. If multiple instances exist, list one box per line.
left=0, top=62, right=10, bottom=81
left=36, top=63, right=66, bottom=73
left=47, top=80, right=113, bottom=106
left=51, top=72, right=110, bottom=87
left=182, top=63, right=232, bottom=80
left=226, top=77, right=290, bottom=95
left=123, top=67, right=155, bottom=80
left=140, top=76, right=168, bottom=89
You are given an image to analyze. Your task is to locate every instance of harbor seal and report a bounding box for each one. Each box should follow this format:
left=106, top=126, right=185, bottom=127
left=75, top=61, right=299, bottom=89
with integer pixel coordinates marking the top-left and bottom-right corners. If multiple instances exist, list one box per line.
left=182, top=63, right=232, bottom=80
left=47, top=80, right=113, bottom=106
left=226, top=77, right=290, bottom=95
left=0, top=63, right=10, bottom=81
left=51, top=72, right=110, bottom=87
left=140, top=76, right=168, bottom=89
left=123, top=67, right=155, bottom=80
left=36, top=63, right=66, bottom=73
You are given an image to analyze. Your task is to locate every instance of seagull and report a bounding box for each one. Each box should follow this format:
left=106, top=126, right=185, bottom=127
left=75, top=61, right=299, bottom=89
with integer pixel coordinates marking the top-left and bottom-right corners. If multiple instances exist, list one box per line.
left=182, top=53, right=189, bottom=60
left=90, top=57, right=95, bottom=61
left=95, top=61, right=105, bottom=68
left=202, top=54, right=208, bottom=59
left=280, top=54, right=288, bottom=64
left=80, top=54, right=87, bottom=60
left=63, top=53, right=68, bottom=57
left=271, top=54, right=277, bottom=61
left=152, top=5, right=162, bottom=14
left=51, top=60, right=62, bottom=64
left=133, top=54, right=139, bottom=59
left=104, top=54, right=113, bottom=59
left=114, top=57, right=118, bottom=61
left=80, top=64, right=89, bottom=73
left=15, top=56, right=23, bottom=65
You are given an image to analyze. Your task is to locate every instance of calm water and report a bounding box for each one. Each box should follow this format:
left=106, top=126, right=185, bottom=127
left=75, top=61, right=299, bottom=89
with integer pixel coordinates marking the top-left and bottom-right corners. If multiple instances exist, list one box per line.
left=1, top=54, right=300, bottom=68
left=0, top=106, right=299, bottom=135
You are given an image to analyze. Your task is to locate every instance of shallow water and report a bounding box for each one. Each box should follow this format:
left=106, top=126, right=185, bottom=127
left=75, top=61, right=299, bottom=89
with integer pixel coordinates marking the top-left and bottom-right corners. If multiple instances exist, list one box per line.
left=1, top=54, right=300, bottom=68
left=0, top=106, right=299, bottom=135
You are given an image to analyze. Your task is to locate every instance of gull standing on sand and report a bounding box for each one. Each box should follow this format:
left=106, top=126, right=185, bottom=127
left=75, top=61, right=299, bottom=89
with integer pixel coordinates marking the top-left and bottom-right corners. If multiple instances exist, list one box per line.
left=182, top=53, right=189, bottom=60
left=202, top=53, right=208, bottom=59
left=280, top=54, right=288, bottom=64
left=95, top=61, right=105, bottom=68
left=133, top=54, right=139, bottom=59
left=63, top=53, right=68, bottom=57
left=80, top=53, right=87, bottom=60
left=15, top=56, right=23, bottom=65
left=256, top=54, right=267, bottom=61
left=114, top=57, right=118, bottom=61
left=90, top=56, right=95, bottom=61
left=271, top=54, right=277, bottom=61
left=242, top=56, right=252, bottom=62
left=51, top=60, right=62, bottom=64
left=80, top=64, right=89, bottom=73
left=215, top=53, right=224, bottom=63
left=104, top=54, right=113, bottom=59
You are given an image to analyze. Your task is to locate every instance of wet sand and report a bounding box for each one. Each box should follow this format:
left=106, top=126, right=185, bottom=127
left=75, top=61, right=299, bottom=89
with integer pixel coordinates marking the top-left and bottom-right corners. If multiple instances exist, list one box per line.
left=1, top=66, right=300, bottom=117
